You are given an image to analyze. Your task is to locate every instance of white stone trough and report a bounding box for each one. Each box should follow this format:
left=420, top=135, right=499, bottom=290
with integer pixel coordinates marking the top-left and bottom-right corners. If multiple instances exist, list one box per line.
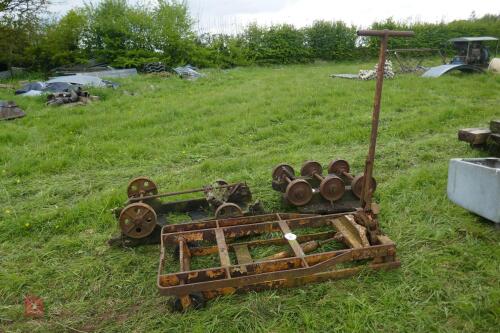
left=447, top=158, right=500, bottom=223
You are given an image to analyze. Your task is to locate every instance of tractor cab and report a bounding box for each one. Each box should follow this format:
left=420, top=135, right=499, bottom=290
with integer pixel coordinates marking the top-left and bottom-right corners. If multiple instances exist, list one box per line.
left=449, top=37, right=498, bottom=67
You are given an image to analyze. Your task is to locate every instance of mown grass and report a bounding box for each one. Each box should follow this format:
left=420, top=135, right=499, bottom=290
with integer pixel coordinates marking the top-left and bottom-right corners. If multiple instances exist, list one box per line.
left=1, top=62, right=499, bottom=332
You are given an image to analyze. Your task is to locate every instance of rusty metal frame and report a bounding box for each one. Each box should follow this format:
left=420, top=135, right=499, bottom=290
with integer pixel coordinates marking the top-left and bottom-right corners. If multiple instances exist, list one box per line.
left=157, top=211, right=399, bottom=308
left=386, top=48, right=446, bottom=73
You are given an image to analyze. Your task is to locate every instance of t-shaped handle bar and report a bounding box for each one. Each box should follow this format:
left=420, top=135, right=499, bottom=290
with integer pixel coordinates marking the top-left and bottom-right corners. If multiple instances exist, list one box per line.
left=357, top=29, right=415, bottom=37
left=356, top=29, right=414, bottom=212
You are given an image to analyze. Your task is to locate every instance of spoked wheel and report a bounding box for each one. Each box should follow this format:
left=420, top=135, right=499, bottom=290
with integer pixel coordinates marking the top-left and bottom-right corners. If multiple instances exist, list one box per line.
left=171, top=293, right=206, bottom=312
left=272, top=163, right=295, bottom=181
left=119, top=202, right=157, bottom=239
left=319, top=175, right=345, bottom=201
left=350, top=174, right=377, bottom=199
left=127, top=177, right=158, bottom=199
left=285, top=179, right=313, bottom=206
left=215, top=202, right=243, bottom=219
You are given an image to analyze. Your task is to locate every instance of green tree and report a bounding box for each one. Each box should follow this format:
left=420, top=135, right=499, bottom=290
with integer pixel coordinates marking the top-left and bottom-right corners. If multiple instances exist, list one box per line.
left=80, top=0, right=197, bottom=68
left=0, top=0, right=46, bottom=73
left=0, top=12, right=40, bottom=73
left=0, top=0, right=49, bottom=16
left=82, top=0, right=133, bottom=62
left=195, top=33, right=250, bottom=68
left=305, top=20, right=357, bottom=60
left=243, top=23, right=311, bottom=64
left=152, top=0, right=196, bottom=65
left=33, top=10, right=87, bottom=70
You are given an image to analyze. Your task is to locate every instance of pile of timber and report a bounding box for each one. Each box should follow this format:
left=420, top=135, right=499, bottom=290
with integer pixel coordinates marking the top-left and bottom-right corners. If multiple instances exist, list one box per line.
left=458, top=120, right=500, bottom=156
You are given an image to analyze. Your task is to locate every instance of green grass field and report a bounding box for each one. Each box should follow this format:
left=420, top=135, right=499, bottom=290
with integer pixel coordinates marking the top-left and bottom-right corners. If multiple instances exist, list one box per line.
left=1, top=62, right=499, bottom=332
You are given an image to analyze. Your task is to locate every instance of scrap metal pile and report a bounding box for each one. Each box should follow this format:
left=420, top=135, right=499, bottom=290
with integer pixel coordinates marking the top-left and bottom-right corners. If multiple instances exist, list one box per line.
left=331, top=60, right=395, bottom=80
left=51, top=60, right=130, bottom=77
left=359, top=60, right=395, bottom=80
left=106, top=29, right=415, bottom=311
left=386, top=48, right=446, bottom=73
left=46, top=87, right=99, bottom=107
left=142, top=62, right=204, bottom=80
left=15, top=75, right=116, bottom=97
left=0, top=101, right=25, bottom=120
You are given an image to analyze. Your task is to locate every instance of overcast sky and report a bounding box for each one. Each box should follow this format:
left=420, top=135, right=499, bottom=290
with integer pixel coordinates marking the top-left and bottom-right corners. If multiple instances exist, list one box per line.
left=50, top=0, right=500, bottom=34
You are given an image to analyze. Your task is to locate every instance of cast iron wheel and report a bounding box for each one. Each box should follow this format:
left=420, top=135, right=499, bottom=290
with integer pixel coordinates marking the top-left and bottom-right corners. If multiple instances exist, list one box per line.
left=172, top=293, right=206, bottom=312
left=119, top=202, right=157, bottom=239
left=127, top=176, right=158, bottom=198
left=285, top=179, right=313, bottom=206
left=328, top=159, right=350, bottom=175
left=215, top=202, right=243, bottom=219
left=319, top=175, right=345, bottom=201
left=272, top=163, right=295, bottom=181
left=300, top=160, right=323, bottom=177
left=350, top=174, right=377, bottom=199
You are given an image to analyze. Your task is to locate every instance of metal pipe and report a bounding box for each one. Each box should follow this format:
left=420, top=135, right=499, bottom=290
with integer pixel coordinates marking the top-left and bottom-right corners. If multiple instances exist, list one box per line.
left=357, top=30, right=414, bottom=37
left=386, top=48, right=439, bottom=52
left=356, top=30, right=414, bottom=211
left=127, top=182, right=241, bottom=203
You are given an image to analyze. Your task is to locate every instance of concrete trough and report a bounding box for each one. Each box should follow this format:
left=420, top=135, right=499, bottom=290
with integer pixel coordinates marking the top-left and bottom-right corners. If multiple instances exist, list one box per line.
left=447, top=158, right=500, bottom=223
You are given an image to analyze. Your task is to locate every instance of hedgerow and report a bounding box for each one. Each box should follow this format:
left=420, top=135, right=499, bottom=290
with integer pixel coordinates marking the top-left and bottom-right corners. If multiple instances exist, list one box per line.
left=0, top=0, right=498, bottom=72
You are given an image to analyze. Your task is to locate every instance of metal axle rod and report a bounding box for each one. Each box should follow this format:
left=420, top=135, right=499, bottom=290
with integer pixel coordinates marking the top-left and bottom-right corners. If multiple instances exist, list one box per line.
left=127, top=182, right=241, bottom=203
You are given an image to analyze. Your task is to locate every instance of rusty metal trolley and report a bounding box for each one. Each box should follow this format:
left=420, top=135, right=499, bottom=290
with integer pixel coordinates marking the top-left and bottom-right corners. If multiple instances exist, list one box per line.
left=158, top=211, right=398, bottom=310
left=110, top=177, right=263, bottom=247
left=157, top=29, right=414, bottom=310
